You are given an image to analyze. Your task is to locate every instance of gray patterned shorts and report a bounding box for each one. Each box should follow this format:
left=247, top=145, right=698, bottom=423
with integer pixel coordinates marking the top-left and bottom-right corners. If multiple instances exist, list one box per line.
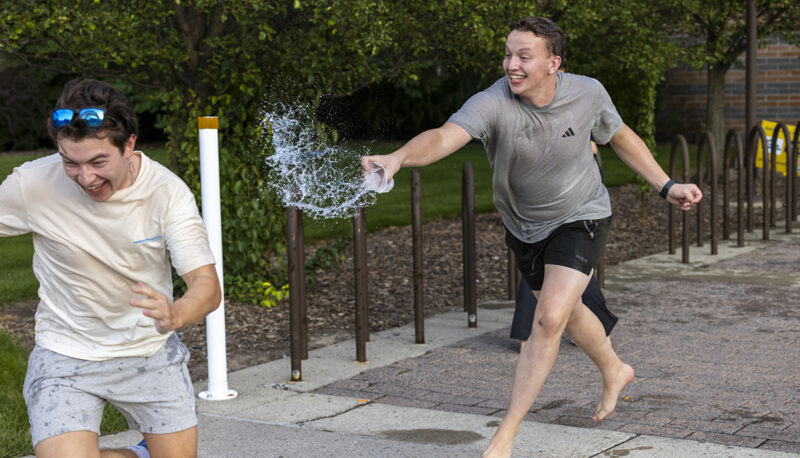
left=23, top=333, right=197, bottom=447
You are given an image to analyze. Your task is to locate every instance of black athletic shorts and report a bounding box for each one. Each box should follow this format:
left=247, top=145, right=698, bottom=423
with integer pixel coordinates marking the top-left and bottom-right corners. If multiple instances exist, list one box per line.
left=510, top=275, right=618, bottom=340
left=505, top=216, right=612, bottom=291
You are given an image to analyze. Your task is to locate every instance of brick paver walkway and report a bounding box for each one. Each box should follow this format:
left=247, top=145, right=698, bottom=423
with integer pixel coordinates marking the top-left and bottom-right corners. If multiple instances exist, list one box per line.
left=318, top=235, right=800, bottom=454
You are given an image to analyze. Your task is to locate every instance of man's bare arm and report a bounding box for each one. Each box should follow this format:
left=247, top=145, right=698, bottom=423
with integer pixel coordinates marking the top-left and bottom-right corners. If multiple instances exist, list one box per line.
left=609, top=124, right=702, bottom=210
left=361, top=122, right=473, bottom=180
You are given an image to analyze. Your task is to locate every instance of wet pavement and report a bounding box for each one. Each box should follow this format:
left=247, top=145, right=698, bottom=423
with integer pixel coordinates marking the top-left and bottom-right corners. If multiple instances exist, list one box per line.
left=317, top=231, right=800, bottom=454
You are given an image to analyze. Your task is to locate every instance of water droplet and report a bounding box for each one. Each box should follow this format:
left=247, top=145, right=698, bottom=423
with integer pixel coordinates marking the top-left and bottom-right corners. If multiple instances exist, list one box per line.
left=260, top=103, right=381, bottom=219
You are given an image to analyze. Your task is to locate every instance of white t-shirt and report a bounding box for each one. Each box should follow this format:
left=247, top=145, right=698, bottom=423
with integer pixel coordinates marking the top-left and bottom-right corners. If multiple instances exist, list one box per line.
left=448, top=73, right=623, bottom=243
left=0, top=152, right=215, bottom=360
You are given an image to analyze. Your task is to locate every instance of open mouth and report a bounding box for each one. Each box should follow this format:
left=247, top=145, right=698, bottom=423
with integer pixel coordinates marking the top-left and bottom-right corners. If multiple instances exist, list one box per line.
left=84, top=181, right=107, bottom=195
left=508, top=74, right=526, bottom=84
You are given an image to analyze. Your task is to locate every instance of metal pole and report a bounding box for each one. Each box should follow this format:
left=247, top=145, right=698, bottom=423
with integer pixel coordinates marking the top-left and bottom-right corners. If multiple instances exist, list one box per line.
left=763, top=136, right=771, bottom=240
left=287, top=206, right=303, bottom=382
left=696, top=135, right=706, bottom=248
left=353, top=208, right=368, bottom=362
left=794, top=122, right=800, bottom=222
left=770, top=133, right=777, bottom=228
left=746, top=0, right=757, bottom=222
left=507, top=248, right=518, bottom=300
left=297, top=209, right=308, bottom=359
left=697, top=132, right=718, bottom=254
left=723, top=130, right=745, bottom=247
left=197, top=116, right=237, bottom=400
left=411, top=170, right=424, bottom=344
left=747, top=126, right=770, bottom=240
left=596, top=256, right=605, bottom=289
left=462, top=162, right=477, bottom=328
left=747, top=126, right=756, bottom=233
left=746, top=0, right=757, bottom=135
left=770, top=123, right=792, bottom=234
left=669, top=135, right=691, bottom=262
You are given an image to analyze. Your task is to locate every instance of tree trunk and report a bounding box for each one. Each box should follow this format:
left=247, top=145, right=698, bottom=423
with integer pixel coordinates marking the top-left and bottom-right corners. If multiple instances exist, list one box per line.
left=706, top=62, right=728, bottom=171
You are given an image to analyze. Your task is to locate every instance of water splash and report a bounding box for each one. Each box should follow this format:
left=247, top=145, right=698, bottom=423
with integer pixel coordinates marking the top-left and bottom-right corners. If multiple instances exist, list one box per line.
left=260, top=103, right=380, bottom=219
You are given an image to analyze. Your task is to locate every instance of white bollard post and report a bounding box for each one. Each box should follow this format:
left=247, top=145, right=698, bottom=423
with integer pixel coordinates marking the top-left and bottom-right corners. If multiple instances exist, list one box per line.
left=197, top=116, right=237, bottom=401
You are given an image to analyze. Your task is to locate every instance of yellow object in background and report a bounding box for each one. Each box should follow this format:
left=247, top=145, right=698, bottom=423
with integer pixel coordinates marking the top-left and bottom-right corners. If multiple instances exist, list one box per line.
left=755, top=120, right=799, bottom=176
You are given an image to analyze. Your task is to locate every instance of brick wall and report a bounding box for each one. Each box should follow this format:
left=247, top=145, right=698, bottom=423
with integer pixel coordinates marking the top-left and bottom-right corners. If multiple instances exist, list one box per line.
left=657, top=40, right=800, bottom=140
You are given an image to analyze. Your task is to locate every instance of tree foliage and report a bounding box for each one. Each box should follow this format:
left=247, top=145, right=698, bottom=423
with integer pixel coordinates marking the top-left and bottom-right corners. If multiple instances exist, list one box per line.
left=537, top=0, right=681, bottom=149
left=1, top=1, right=297, bottom=288
left=673, top=0, right=800, bottom=155
left=1, top=0, right=695, bottom=288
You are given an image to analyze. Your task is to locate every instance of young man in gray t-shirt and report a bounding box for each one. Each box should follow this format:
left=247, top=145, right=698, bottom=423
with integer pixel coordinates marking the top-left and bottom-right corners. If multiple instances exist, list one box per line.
left=362, top=16, right=701, bottom=458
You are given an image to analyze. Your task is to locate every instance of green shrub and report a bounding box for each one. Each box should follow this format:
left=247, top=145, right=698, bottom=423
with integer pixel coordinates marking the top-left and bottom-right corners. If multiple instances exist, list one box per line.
left=162, top=95, right=286, bottom=299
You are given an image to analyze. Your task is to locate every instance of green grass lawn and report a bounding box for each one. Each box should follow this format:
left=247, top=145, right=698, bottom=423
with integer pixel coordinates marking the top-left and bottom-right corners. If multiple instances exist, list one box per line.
left=0, top=332, right=30, bottom=457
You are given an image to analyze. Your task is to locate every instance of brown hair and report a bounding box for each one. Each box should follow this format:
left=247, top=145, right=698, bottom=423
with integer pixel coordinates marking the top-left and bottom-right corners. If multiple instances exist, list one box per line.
left=47, top=78, right=138, bottom=153
left=509, top=17, right=566, bottom=67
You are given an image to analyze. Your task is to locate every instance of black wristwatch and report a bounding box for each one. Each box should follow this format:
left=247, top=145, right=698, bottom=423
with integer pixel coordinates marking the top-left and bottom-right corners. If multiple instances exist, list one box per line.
left=659, top=179, right=675, bottom=199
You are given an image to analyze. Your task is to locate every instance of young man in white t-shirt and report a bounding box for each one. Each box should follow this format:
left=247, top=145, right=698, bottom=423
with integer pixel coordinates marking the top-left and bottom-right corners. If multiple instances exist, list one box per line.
left=362, top=16, right=702, bottom=458
left=0, top=78, right=221, bottom=457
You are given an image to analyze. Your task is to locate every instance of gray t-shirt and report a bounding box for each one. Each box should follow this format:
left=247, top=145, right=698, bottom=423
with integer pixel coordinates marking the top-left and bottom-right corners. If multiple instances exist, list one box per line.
left=448, top=72, right=623, bottom=243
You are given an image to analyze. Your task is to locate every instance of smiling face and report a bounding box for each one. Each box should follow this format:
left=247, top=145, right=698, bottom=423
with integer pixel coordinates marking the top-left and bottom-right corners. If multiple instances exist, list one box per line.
left=503, top=30, right=561, bottom=106
left=58, top=134, right=136, bottom=202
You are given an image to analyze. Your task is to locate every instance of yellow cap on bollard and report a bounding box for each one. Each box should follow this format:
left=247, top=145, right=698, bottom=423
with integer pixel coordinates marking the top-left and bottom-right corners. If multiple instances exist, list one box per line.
left=197, top=116, right=219, bottom=130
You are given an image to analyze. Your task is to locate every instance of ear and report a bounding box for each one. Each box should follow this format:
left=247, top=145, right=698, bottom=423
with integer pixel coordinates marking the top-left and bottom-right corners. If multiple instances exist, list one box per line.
left=549, top=56, right=562, bottom=75
left=123, top=134, right=137, bottom=157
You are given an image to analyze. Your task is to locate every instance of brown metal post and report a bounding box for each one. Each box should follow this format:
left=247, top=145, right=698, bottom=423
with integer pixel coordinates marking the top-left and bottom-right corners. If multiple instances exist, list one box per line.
left=747, top=126, right=769, bottom=240
left=462, top=162, right=477, bottom=328
left=697, top=132, right=718, bottom=254
left=746, top=0, right=757, bottom=231
left=793, top=122, right=800, bottom=222
left=722, top=131, right=733, bottom=241
left=507, top=248, right=519, bottom=300
left=794, top=123, right=800, bottom=222
left=723, top=130, right=745, bottom=247
left=411, top=170, right=425, bottom=344
left=746, top=0, right=757, bottom=137
left=596, top=256, right=605, bottom=289
left=746, top=135, right=754, bottom=234
left=286, top=206, right=303, bottom=382
left=763, top=133, right=771, bottom=240
left=770, top=123, right=792, bottom=234
left=787, top=133, right=794, bottom=233
left=696, top=136, right=705, bottom=248
left=297, top=209, right=308, bottom=359
left=352, top=208, right=368, bottom=362
left=770, top=129, right=778, bottom=228
left=669, top=135, right=691, bottom=263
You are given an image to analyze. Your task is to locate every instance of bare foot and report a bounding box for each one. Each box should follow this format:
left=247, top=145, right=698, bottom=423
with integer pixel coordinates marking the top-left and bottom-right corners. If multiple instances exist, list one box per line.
left=593, top=363, right=634, bottom=422
left=483, top=423, right=518, bottom=458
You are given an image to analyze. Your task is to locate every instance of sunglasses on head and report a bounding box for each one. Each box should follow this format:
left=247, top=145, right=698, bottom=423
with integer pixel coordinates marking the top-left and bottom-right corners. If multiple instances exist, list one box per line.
left=51, top=108, right=105, bottom=128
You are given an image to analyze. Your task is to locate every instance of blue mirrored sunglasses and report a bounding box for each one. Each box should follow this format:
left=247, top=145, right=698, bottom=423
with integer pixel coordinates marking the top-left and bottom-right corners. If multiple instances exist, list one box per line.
left=51, top=108, right=105, bottom=128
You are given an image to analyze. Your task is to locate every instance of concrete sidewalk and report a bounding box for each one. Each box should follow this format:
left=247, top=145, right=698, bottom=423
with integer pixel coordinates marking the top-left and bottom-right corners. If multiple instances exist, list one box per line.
left=97, top=226, right=799, bottom=457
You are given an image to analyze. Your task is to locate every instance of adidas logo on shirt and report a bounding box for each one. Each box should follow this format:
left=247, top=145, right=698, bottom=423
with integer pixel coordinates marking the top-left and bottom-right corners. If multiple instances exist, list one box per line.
left=562, top=127, right=575, bottom=138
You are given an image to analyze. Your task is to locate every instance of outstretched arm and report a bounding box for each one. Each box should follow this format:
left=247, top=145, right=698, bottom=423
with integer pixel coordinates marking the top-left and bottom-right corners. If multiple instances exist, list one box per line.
left=361, top=122, right=473, bottom=180
left=130, top=264, right=221, bottom=334
left=609, top=124, right=702, bottom=211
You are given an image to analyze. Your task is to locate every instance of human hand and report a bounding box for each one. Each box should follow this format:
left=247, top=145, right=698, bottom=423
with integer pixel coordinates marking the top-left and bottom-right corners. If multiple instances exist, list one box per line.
left=361, top=154, right=402, bottom=183
left=667, top=183, right=703, bottom=211
left=130, top=282, right=180, bottom=334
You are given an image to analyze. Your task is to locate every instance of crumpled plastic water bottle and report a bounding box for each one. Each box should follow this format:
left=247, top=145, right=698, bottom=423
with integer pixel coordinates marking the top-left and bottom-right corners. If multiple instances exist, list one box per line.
left=363, top=161, right=395, bottom=193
